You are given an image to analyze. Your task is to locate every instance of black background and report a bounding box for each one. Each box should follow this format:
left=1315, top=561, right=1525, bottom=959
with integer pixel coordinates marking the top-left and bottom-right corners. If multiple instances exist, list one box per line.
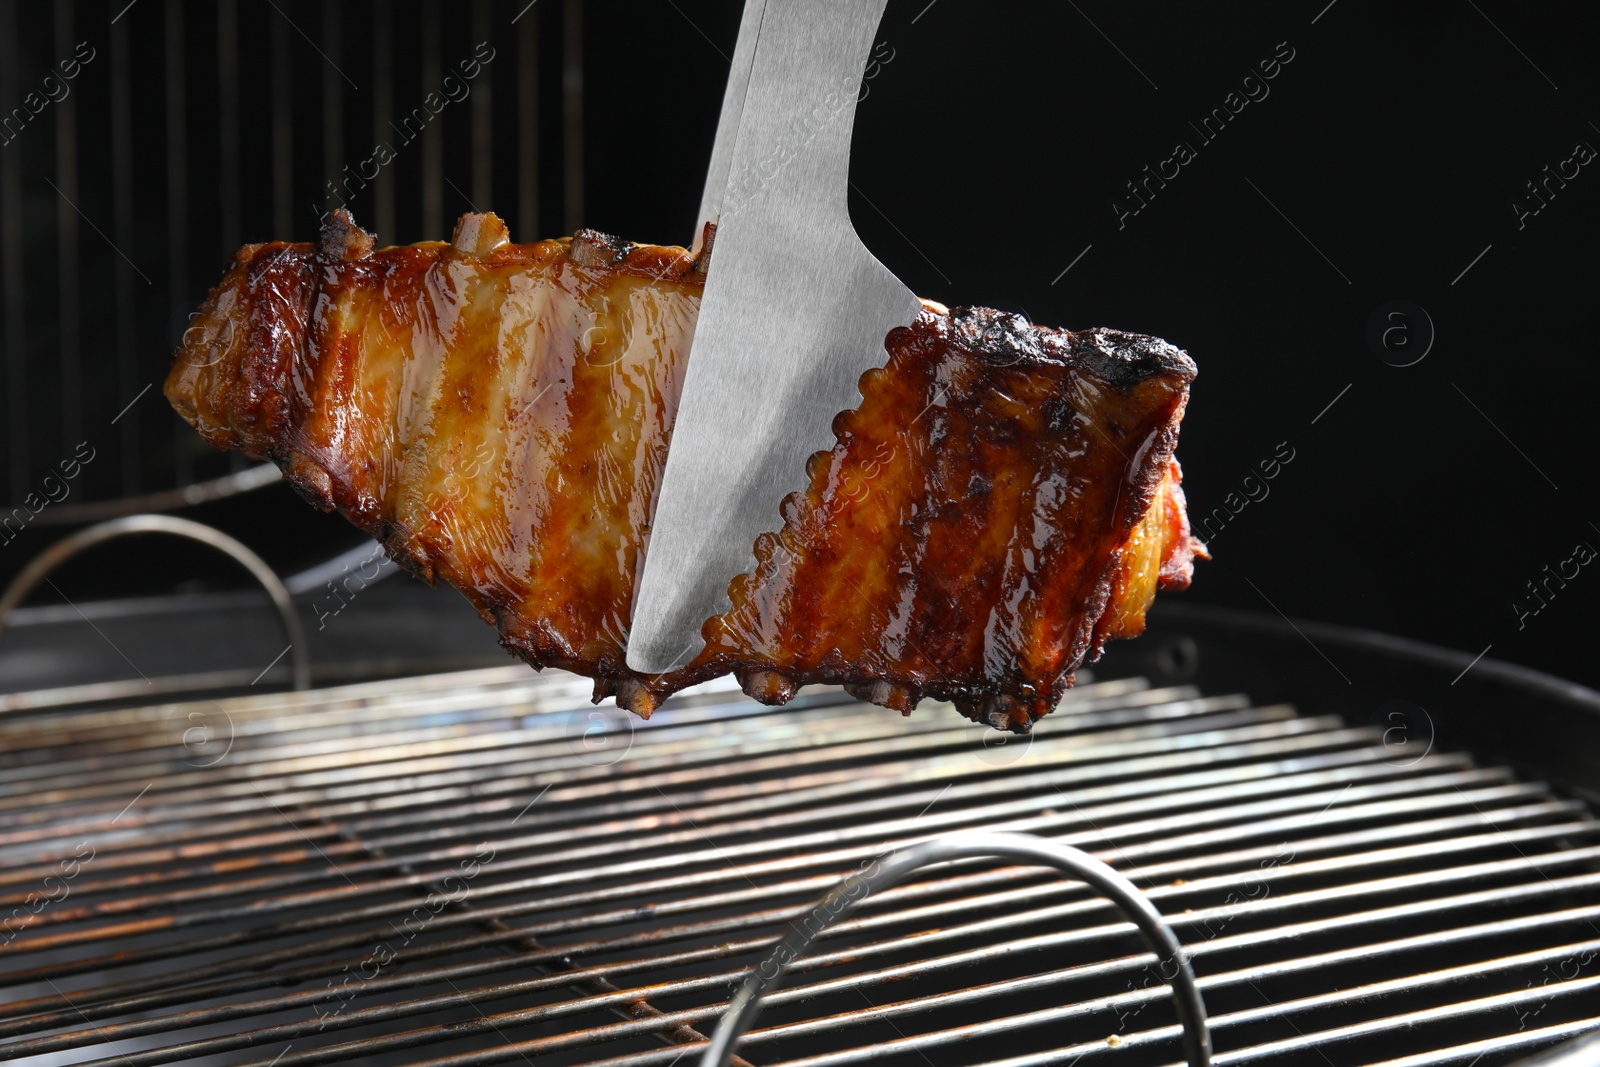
left=1, top=0, right=1595, bottom=691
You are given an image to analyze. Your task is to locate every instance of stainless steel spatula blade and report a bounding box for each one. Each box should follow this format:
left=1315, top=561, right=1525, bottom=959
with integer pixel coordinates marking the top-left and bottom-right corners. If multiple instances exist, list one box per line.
left=626, top=0, right=920, bottom=674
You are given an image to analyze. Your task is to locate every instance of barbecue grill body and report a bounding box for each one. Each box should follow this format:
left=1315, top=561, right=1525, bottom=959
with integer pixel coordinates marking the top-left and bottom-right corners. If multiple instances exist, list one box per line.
left=1, top=603, right=1598, bottom=1067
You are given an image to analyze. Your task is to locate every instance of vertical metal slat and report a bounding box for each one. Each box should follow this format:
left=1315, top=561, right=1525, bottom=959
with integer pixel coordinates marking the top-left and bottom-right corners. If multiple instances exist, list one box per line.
left=471, top=0, right=492, bottom=213
left=110, top=6, right=138, bottom=493
left=271, top=6, right=292, bottom=238
left=165, top=0, right=190, bottom=485
left=373, top=1, right=394, bottom=243
left=321, top=0, right=342, bottom=221
left=0, top=0, right=27, bottom=501
left=421, top=0, right=442, bottom=238
left=217, top=0, right=243, bottom=472
left=518, top=0, right=538, bottom=241
left=217, top=0, right=239, bottom=259
left=563, top=0, right=583, bottom=232
left=54, top=1, right=81, bottom=458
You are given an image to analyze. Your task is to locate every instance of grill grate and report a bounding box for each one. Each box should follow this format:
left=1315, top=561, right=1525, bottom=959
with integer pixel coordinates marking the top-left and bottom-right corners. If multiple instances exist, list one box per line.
left=1, top=667, right=1597, bottom=1066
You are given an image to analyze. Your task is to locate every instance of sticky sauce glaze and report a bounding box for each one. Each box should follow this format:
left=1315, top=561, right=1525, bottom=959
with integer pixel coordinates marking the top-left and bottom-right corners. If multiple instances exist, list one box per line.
left=167, top=211, right=1203, bottom=733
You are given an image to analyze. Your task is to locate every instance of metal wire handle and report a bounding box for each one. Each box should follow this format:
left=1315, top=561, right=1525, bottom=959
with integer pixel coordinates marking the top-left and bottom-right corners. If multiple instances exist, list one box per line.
left=701, top=829, right=1212, bottom=1067
left=28, top=463, right=282, bottom=527
left=0, top=514, right=310, bottom=690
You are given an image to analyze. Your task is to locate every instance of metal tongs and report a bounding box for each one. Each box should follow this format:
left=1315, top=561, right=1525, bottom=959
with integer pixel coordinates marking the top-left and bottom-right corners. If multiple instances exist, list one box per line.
left=627, top=0, right=919, bottom=673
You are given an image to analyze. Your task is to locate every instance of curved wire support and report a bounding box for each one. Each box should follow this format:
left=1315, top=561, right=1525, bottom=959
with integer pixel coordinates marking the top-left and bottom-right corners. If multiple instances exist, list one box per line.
left=0, top=514, right=310, bottom=690
left=283, top=539, right=398, bottom=596
left=29, top=463, right=282, bottom=526
left=701, top=830, right=1211, bottom=1067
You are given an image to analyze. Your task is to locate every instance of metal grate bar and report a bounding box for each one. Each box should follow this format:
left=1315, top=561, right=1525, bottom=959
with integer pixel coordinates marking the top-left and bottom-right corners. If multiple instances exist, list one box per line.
left=0, top=692, right=1269, bottom=843
left=0, top=679, right=1183, bottom=796
left=0, top=704, right=1304, bottom=853
left=1363, top=1023, right=1600, bottom=1067
left=6, top=800, right=1593, bottom=1013
left=0, top=756, right=1569, bottom=987
left=2, top=804, right=1582, bottom=1044
left=14, top=837, right=1600, bottom=1065
left=0, top=673, right=1140, bottom=767
left=0, top=711, right=1376, bottom=878
left=0, top=737, right=1467, bottom=907
left=29, top=871, right=1600, bottom=1067
left=320, top=796, right=748, bottom=1067
left=0, top=753, right=1516, bottom=953
left=0, top=720, right=1365, bottom=895
left=0, top=682, right=1142, bottom=831
left=671, top=941, right=1600, bottom=1067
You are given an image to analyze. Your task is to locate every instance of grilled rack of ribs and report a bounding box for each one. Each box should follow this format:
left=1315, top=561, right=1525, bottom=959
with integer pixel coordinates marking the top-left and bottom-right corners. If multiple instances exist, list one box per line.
left=167, top=209, right=1205, bottom=732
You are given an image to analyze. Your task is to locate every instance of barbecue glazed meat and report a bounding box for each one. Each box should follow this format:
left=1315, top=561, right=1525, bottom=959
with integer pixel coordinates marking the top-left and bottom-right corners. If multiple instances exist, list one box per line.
left=167, top=209, right=1204, bottom=732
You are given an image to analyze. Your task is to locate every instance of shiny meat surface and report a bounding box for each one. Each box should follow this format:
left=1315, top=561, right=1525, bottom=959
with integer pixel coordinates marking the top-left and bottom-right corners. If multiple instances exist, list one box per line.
left=167, top=210, right=1205, bottom=731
